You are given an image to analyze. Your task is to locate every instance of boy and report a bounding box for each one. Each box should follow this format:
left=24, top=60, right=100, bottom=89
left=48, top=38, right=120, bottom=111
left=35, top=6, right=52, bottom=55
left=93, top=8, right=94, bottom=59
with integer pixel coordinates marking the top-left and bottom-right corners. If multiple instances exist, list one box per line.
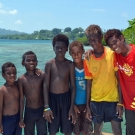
left=18, top=51, right=47, bottom=135
left=0, top=62, right=22, bottom=135
left=104, top=29, right=135, bottom=135
left=69, top=41, right=93, bottom=135
left=43, top=34, right=76, bottom=135
left=84, top=25, right=123, bottom=135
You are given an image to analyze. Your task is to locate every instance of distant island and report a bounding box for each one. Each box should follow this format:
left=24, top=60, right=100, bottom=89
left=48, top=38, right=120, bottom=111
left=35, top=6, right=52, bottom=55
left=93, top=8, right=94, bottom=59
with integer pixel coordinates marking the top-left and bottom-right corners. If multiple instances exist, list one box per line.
left=0, top=18, right=135, bottom=45
left=0, top=28, right=25, bottom=35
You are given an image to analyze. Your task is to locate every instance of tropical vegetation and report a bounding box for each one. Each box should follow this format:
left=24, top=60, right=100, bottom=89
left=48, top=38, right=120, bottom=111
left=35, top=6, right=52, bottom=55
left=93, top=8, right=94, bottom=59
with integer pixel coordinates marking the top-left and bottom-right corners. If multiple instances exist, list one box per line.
left=0, top=18, right=135, bottom=45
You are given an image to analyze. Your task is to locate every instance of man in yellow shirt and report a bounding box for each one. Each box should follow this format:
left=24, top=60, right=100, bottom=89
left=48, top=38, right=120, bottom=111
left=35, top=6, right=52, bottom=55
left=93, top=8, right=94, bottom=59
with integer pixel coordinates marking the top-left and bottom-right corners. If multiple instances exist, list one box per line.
left=84, top=25, right=123, bottom=135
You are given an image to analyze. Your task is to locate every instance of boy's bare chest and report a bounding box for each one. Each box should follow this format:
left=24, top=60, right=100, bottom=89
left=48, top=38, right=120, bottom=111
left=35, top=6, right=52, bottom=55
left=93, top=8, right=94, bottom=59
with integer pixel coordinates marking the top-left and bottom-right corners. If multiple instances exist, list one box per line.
left=22, top=76, right=42, bottom=91
left=4, top=86, right=19, bottom=99
left=23, top=76, right=42, bottom=84
left=51, top=63, right=70, bottom=77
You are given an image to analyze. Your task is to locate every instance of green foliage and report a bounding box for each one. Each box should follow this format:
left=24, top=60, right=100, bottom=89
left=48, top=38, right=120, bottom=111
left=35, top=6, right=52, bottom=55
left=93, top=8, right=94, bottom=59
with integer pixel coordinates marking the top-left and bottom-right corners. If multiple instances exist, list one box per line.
left=77, top=36, right=89, bottom=45
left=52, top=28, right=61, bottom=36
left=64, top=27, right=71, bottom=32
left=1, top=19, right=135, bottom=43
left=123, top=18, right=135, bottom=44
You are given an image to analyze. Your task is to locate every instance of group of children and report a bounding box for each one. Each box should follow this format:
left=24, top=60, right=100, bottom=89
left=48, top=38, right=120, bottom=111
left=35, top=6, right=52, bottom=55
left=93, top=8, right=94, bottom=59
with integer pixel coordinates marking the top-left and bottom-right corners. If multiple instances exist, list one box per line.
left=0, top=24, right=135, bottom=135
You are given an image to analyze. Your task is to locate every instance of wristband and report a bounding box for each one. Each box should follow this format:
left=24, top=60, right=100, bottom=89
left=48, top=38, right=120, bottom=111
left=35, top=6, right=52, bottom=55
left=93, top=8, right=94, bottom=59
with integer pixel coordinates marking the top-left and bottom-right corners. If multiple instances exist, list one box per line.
left=117, top=103, right=124, bottom=106
left=44, top=108, right=50, bottom=112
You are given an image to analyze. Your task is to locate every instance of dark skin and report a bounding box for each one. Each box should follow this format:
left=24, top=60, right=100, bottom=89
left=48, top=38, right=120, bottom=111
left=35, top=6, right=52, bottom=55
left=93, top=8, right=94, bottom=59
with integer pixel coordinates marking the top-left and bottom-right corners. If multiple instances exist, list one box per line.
left=18, top=55, right=44, bottom=128
left=43, top=41, right=76, bottom=135
left=85, top=34, right=122, bottom=135
left=108, top=35, right=131, bottom=56
left=0, top=67, right=19, bottom=134
left=70, top=46, right=92, bottom=135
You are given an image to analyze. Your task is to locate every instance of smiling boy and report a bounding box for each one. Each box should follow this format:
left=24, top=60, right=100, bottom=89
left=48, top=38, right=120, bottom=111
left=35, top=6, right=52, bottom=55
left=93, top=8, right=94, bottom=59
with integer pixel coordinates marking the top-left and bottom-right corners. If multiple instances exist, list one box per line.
left=104, top=29, right=135, bottom=135
left=18, top=51, right=47, bottom=135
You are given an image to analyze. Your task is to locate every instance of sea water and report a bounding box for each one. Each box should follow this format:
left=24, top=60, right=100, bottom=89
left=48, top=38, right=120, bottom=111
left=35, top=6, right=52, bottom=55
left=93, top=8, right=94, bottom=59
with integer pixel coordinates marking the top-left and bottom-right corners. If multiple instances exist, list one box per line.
left=0, top=39, right=126, bottom=134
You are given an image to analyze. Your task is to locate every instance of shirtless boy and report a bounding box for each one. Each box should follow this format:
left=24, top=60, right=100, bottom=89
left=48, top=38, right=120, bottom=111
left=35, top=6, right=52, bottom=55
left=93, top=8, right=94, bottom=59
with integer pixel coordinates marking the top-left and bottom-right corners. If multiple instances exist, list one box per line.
left=43, top=34, right=76, bottom=135
left=18, top=51, right=47, bottom=135
left=0, top=62, right=22, bottom=135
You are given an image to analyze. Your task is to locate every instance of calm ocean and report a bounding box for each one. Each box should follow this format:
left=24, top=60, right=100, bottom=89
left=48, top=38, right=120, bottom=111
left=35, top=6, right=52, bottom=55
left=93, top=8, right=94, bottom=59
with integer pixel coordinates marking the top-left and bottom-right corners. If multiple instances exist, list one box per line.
left=0, top=39, right=126, bottom=134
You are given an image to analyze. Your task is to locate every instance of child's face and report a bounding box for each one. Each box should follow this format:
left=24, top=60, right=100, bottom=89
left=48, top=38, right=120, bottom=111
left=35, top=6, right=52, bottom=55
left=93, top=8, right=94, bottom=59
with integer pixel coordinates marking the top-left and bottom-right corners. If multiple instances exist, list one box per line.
left=23, top=55, right=37, bottom=71
left=2, top=67, right=17, bottom=83
left=53, top=41, right=68, bottom=57
left=87, top=34, right=102, bottom=50
left=70, top=46, right=84, bottom=64
left=107, top=35, right=124, bottom=54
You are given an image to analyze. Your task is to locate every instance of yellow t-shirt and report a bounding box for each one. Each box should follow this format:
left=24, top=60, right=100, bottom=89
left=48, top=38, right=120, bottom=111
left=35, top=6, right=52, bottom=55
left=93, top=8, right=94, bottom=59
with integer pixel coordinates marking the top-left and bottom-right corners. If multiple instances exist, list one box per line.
left=84, top=47, right=119, bottom=102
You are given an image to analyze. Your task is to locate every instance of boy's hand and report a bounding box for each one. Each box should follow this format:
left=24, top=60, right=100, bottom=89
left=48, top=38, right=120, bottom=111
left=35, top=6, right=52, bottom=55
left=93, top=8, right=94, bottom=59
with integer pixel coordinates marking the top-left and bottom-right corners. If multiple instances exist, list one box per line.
left=84, top=49, right=93, bottom=61
left=19, top=119, right=25, bottom=128
left=116, top=105, right=123, bottom=119
left=85, top=106, right=92, bottom=121
left=68, top=108, right=76, bottom=124
left=35, top=68, right=43, bottom=76
left=0, top=124, right=3, bottom=134
left=74, top=105, right=80, bottom=115
left=43, top=110, right=54, bottom=123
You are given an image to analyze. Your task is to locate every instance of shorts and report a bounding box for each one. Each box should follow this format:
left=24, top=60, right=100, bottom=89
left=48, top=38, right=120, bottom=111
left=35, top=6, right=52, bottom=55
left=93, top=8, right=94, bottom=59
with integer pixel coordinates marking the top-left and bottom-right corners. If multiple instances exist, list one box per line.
left=73, top=104, right=93, bottom=134
left=125, top=109, right=135, bottom=135
left=48, top=91, right=73, bottom=134
left=2, top=113, right=22, bottom=135
left=90, top=101, right=122, bottom=124
left=24, top=106, right=47, bottom=135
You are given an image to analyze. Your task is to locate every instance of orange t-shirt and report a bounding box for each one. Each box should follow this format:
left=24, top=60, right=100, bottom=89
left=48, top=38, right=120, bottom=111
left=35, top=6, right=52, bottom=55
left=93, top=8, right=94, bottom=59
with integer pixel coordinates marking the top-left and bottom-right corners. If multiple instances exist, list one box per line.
left=84, top=47, right=118, bottom=102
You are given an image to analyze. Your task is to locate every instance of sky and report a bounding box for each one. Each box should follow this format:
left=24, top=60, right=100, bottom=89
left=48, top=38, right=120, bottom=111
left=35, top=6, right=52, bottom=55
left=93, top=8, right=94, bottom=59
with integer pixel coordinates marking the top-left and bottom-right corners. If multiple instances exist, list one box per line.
left=0, top=0, right=135, bottom=33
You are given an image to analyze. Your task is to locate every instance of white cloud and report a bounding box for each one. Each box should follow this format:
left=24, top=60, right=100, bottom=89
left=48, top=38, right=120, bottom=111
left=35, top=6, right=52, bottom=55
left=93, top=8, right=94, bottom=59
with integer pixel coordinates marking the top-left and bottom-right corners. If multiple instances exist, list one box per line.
left=0, top=3, right=17, bottom=15
left=90, top=9, right=106, bottom=12
left=15, top=20, right=23, bottom=24
left=9, top=9, right=17, bottom=14
left=0, top=9, right=17, bottom=15
left=122, top=13, right=128, bottom=18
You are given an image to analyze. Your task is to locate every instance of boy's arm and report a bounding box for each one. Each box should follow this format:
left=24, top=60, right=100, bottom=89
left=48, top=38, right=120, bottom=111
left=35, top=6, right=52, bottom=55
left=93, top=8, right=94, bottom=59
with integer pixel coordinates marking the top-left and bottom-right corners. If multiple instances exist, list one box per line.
left=0, top=88, right=3, bottom=133
left=43, top=62, right=54, bottom=123
left=68, top=62, right=76, bottom=124
left=115, top=71, right=123, bottom=119
left=86, top=79, right=92, bottom=121
left=84, top=59, right=92, bottom=120
left=18, top=77, right=25, bottom=127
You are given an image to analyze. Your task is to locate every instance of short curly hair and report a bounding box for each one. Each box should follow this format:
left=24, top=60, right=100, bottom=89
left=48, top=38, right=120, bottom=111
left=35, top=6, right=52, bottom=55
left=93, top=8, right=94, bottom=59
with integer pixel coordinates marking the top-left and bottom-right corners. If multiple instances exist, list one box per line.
left=52, top=34, right=69, bottom=47
left=104, top=29, right=125, bottom=45
left=85, top=24, right=103, bottom=37
left=22, top=51, right=37, bottom=63
left=69, top=41, right=84, bottom=54
left=2, top=62, right=16, bottom=74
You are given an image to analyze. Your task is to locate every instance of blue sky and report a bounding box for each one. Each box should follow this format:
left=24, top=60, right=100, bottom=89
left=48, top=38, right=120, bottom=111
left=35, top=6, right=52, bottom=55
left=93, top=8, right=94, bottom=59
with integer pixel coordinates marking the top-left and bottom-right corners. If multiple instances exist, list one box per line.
left=0, top=0, right=135, bottom=33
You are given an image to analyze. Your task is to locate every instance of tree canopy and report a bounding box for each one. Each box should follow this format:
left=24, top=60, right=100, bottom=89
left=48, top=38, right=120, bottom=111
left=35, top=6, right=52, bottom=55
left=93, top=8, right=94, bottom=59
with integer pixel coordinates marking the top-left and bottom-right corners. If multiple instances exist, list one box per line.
left=0, top=18, right=135, bottom=45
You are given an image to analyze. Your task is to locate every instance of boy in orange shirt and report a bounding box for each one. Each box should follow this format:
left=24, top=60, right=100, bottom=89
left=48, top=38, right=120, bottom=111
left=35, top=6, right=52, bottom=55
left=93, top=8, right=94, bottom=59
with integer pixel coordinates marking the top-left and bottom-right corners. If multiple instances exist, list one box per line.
left=84, top=25, right=123, bottom=135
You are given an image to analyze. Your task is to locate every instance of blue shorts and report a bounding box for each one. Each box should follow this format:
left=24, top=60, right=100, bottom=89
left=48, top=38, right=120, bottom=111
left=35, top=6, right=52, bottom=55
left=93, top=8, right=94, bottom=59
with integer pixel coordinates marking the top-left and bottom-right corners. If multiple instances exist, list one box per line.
left=2, top=113, right=22, bottom=135
left=90, top=101, right=123, bottom=124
